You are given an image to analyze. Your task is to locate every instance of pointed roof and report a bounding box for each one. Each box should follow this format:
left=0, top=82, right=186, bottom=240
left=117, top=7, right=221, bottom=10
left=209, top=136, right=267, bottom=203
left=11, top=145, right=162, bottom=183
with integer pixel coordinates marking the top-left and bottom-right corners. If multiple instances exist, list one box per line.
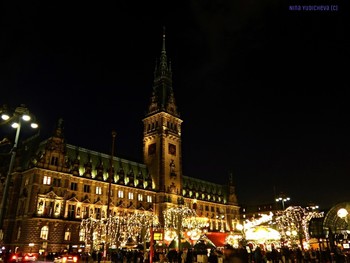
left=54, top=118, right=64, bottom=138
left=146, top=27, right=179, bottom=117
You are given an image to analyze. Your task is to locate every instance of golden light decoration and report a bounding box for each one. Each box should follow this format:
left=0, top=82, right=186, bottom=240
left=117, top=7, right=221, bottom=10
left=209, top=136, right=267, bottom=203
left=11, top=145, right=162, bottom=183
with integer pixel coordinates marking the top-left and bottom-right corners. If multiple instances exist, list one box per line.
left=245, top=226, right=281, bottom=242
left=163, top=205, right=208, bottom=249
left=80, top=211, right=129, bottom=251
left=127, top=210, right=160, bottom=248
left=337, top=208, right=348, bottom=219
left=164, top=230, right=177, bottom=242
left=275, top=206, right=323, bottom=247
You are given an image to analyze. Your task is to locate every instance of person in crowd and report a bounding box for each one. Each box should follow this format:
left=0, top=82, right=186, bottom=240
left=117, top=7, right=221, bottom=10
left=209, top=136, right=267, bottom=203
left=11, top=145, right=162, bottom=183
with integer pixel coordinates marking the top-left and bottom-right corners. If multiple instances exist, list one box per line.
left=253, top=245, right=265, bottom=263
left=223, top=244, right=243, bottom=263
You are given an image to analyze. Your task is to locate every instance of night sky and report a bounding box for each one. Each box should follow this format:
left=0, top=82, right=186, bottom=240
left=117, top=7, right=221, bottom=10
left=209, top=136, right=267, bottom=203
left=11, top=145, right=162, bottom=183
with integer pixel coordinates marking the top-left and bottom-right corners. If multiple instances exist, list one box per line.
left=1, top=1, right=349, bottom=210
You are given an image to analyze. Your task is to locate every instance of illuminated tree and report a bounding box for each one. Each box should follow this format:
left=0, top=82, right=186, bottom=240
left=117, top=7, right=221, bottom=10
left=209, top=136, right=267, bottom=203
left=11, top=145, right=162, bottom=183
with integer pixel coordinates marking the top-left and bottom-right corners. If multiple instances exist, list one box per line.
left=163, top=205, right=208, bottom=250
left=275, top=206, right=323, bottom=249
left=127, top=210, right=160, bottom=251
left=80, top=211, right=128, bottom=251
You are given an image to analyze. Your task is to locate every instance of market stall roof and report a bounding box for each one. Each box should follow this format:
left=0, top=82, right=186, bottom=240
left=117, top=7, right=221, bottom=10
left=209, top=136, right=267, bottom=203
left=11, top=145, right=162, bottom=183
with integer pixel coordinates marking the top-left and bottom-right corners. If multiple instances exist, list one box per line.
left=203, top=232, right=228, bottom=247
left=245, top=226, right=280, bottom=241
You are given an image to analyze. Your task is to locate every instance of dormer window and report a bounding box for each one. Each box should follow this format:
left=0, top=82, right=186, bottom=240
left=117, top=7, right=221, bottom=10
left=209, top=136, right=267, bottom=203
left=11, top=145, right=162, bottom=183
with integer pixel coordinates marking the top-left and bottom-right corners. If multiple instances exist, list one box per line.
left=50, top=156, right=58, bottom=166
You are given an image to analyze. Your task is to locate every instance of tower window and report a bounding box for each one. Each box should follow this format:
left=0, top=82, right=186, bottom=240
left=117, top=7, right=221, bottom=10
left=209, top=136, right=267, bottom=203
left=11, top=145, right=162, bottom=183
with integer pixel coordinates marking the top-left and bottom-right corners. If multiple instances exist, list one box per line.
left=168, top=144, right=176, bottom=155
left=148, top=143, right=156, bottom=155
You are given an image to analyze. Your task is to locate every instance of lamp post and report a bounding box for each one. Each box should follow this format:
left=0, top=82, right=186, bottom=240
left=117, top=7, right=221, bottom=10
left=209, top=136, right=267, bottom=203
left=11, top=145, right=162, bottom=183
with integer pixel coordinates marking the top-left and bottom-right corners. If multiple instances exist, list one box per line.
left=276, top=196, right=290, bottom=210
left=0, top=104, right=38, bottom=240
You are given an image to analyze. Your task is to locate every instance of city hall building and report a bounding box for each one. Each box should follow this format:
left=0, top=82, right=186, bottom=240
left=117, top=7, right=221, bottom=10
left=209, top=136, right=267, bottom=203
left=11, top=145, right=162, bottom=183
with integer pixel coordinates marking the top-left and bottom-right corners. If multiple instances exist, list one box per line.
left=0, top=34, right=240, bottom=254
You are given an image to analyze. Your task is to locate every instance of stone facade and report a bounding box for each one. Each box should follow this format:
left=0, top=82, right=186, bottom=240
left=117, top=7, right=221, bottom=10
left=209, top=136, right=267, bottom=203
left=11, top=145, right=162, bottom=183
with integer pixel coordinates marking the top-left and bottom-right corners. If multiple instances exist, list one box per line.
left=0, top=32, right=240, bottom=254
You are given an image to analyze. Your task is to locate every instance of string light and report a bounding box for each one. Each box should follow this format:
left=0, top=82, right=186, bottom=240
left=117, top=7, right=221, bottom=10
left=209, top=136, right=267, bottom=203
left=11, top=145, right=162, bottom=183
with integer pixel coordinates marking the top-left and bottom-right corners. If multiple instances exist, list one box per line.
left=80, top=210, right=160, bottom=251
left=275, top=206, right=323, bottom=246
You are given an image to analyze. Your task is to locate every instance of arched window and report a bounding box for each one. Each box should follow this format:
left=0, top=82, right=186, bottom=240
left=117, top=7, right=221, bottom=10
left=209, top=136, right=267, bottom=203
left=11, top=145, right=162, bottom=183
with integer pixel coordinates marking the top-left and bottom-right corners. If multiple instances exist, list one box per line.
left=40, top=226, right=49, bottom=240
left=64, top=228, right=71, bottom=241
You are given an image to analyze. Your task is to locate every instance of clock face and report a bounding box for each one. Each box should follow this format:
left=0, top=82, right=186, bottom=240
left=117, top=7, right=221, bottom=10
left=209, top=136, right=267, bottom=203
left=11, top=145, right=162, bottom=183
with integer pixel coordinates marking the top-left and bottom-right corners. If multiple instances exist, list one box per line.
left=148, top=143, right=156, bottom=155
left=168, top=143, right=176, bottom=155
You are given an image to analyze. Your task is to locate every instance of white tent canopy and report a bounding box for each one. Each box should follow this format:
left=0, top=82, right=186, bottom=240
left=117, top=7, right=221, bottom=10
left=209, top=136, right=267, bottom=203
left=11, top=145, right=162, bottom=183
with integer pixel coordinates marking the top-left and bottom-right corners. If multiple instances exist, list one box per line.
left=245, top=226, right=281, bottom=241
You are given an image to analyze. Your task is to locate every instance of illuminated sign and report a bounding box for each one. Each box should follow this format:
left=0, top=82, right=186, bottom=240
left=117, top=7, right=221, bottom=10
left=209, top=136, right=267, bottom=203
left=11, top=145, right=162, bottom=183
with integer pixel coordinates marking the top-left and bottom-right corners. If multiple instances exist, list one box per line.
left=153, top=232, right=163, bottom=241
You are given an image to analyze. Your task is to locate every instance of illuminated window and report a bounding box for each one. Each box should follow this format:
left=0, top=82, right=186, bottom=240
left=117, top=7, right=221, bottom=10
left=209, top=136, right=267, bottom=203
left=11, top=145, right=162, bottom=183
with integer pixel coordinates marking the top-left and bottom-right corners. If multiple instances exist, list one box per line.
left=128, top=192, right=134, bottom=200
left=37, top=200, right=44, bottom=214
left=118, top=190, right=124, bottom=198
left=96, top=186, right=102, bottom=195
left=138, top=194, right=143, bottom=201
left=147, top=195, right=152, bottom=203
left=64, top=228, right=71, bottom=241
left=79, top=229, right=85, bottom=242
left=43, top=176, right=51, bottom=185
left=40, top=226, right=49, bottom=240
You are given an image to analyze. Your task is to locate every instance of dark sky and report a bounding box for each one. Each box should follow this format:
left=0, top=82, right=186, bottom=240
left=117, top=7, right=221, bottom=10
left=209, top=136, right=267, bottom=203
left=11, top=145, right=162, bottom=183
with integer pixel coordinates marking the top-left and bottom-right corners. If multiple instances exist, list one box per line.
left=1, top=1, right=349, bottom=210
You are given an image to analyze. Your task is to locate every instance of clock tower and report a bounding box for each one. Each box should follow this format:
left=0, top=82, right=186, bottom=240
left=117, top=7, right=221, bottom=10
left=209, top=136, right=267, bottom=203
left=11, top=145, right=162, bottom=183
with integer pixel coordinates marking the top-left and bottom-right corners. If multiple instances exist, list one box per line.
left=143, top=30, right=183, bottom=203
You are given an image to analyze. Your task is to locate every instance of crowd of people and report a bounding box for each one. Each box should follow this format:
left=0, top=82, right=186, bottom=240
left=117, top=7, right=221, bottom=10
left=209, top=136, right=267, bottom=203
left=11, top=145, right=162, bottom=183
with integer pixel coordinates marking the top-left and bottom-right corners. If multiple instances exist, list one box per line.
left=1, top=243, right=349, bottom=263
left=80, top=243, right=349, bottom=263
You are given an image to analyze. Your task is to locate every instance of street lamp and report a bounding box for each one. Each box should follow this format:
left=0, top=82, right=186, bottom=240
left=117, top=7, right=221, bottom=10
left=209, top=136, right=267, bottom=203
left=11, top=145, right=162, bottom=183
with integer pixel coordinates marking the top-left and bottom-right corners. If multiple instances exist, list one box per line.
left=276, top=196, right=290, bottom=210
left=0, top=104, right=39, bottom=240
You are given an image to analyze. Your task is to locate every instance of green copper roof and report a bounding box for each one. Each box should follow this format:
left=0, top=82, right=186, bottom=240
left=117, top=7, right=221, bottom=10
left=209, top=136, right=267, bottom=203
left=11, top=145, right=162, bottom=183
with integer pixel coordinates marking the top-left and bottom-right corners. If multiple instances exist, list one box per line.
left=65, top=144, right=148, bottom=178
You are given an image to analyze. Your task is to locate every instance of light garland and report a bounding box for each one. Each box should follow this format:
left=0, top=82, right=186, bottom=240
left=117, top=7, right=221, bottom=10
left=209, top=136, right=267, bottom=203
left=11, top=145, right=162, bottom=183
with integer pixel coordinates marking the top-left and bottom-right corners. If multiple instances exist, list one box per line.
left=127, top=211, right=160, bottom=248
left=80, top=211, right=129, bottom=251
left=80, top=210, right=160, bottom=251
left=243, top=212, right=274, bottom=230
left=163, top=206, right=208, bottom=233
left=163, top=205, right=208, bottom=248
left=275, top=206, right=323, bottom=245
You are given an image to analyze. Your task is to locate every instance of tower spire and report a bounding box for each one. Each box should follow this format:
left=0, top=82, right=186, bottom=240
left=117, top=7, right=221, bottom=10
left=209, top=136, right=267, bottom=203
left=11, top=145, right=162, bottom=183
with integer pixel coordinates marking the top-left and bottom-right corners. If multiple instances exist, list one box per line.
left=162, top=26, right=166, bottom=52
left=146, top=28, right=178, bottom=117
left=159, top=26, right=168, bottom=72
